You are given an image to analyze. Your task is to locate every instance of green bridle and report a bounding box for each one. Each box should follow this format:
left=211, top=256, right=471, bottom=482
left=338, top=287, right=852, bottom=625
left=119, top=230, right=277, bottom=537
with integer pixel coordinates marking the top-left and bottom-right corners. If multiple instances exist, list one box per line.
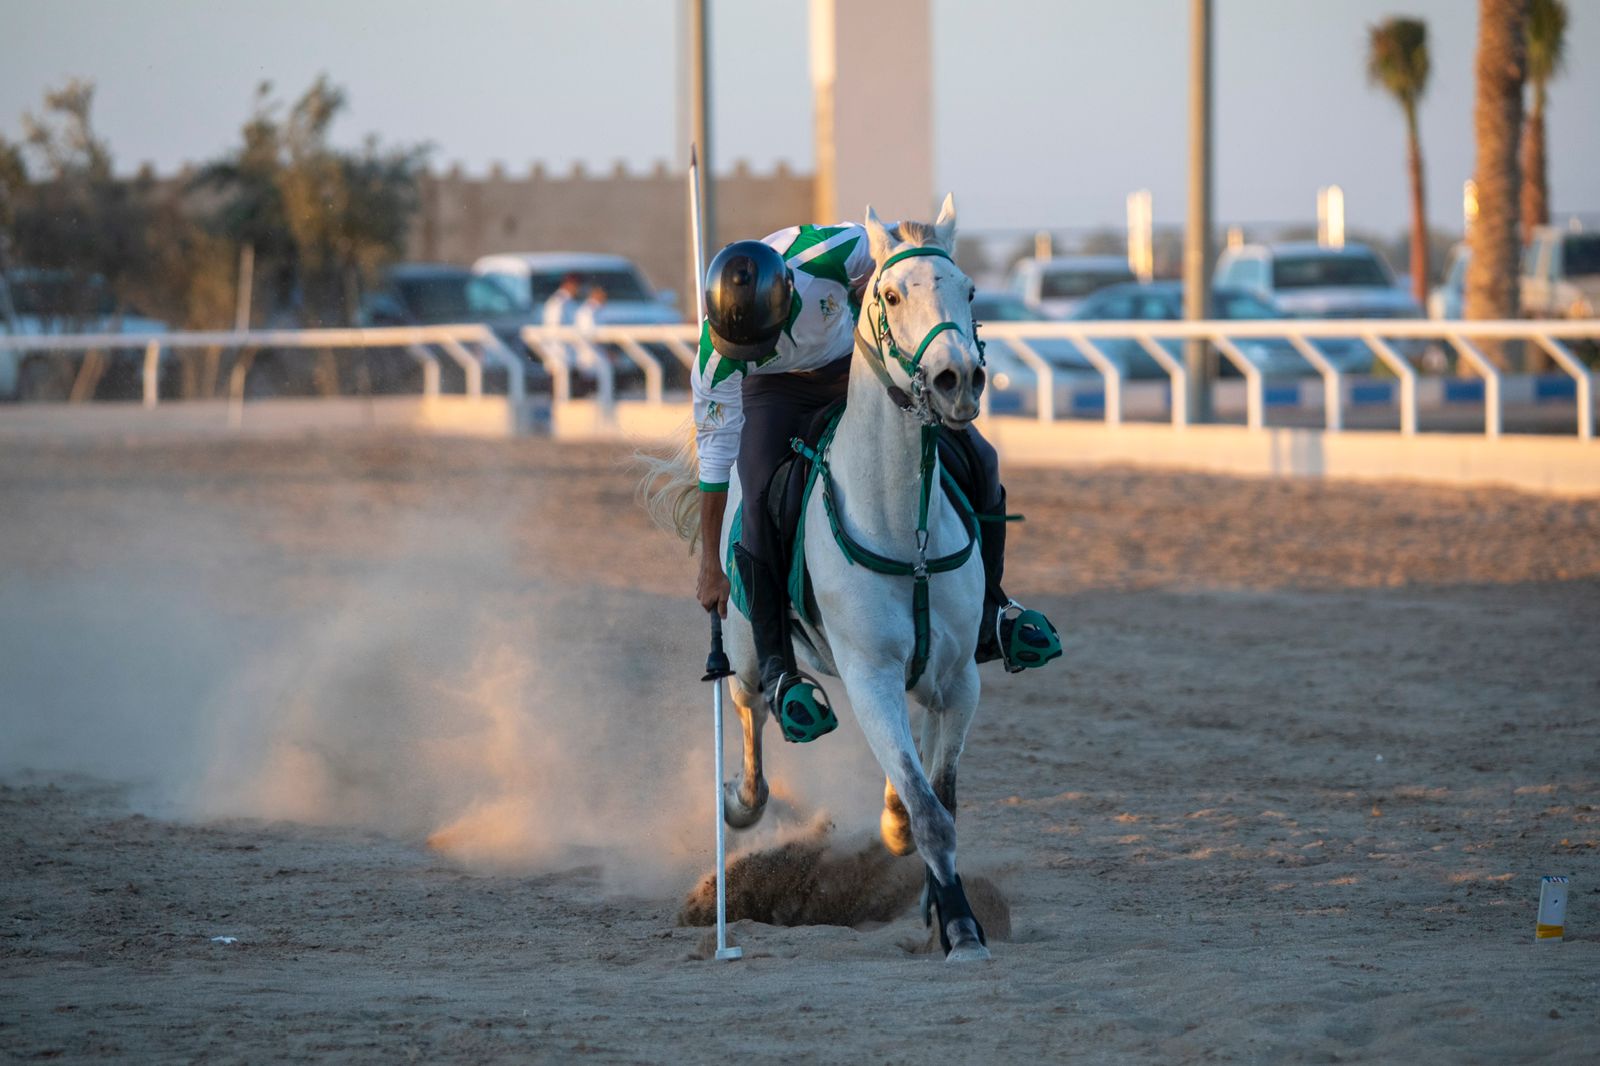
left=786, top=242, right=989, bottom=689
left=854, top=245, right=987, bottom=422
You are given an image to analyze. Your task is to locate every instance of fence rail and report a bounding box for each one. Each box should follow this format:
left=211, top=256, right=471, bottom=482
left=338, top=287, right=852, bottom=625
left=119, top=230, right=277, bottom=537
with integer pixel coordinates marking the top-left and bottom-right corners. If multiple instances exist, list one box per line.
left=0, top=325, right=526, bottom=428
left=3, top=319, right=1596, bottom=441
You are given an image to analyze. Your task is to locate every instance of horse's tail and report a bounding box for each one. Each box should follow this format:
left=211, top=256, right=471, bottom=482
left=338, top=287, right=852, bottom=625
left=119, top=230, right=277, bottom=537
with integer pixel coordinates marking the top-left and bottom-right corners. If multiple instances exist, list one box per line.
left=635, top=419, right=704, bottom=551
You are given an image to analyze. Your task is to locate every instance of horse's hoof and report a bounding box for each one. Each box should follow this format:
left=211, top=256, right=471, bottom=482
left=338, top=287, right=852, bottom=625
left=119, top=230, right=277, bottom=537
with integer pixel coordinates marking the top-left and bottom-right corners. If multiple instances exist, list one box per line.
left=880, top=806, right=916, bottom=856
left=944, top=940, right=992, bottom=963
left=722, top=780, right=766, bottom=829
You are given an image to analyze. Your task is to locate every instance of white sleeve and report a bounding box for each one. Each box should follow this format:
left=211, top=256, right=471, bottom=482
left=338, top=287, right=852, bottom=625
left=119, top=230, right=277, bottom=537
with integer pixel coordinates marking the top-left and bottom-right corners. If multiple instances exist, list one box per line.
left=844, top=224, right=876, bottom=290
left=690, top=322, right=745, bottom=490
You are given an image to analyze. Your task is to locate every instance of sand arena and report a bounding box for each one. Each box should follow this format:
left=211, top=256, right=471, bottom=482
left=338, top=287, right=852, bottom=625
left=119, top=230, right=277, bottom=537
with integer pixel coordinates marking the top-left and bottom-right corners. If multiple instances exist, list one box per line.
left=2, top=433, right=1597, bottom=1062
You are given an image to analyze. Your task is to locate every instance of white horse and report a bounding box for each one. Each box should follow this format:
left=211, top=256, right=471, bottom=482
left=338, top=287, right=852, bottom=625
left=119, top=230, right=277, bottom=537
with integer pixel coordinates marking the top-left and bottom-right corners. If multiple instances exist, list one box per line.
left=646, top=196, right=992, bottom=961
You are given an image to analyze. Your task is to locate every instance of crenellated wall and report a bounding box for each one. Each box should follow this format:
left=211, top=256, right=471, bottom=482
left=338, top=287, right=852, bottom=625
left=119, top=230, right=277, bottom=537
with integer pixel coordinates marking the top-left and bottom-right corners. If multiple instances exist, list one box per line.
left=407, top=160, right=815, bottom=311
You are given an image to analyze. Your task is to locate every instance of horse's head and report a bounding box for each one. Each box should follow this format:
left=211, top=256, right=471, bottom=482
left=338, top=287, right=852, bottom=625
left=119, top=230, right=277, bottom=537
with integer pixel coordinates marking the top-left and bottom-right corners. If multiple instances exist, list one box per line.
left=862, top=194, right=985, bottom=428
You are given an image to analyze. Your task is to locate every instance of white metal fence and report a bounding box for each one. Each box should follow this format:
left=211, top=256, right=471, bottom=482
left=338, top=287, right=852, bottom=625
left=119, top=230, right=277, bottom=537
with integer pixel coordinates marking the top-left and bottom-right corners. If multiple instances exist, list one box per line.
left=3, top=319, right=1597, bottom=441
left=0, top=324, right=526, bottom=428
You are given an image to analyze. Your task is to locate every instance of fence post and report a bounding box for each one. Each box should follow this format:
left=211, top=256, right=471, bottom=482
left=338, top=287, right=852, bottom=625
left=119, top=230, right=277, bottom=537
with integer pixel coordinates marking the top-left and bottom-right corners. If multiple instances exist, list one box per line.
left=142, top=341, right=161, bottom=408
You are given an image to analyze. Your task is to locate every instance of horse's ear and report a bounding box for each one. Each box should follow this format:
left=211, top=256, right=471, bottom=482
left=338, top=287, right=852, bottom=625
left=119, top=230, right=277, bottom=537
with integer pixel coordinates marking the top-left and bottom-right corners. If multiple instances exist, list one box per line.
left=864, top=204, right=897, bottom=264
left=934, top=192, right=958, bottom=248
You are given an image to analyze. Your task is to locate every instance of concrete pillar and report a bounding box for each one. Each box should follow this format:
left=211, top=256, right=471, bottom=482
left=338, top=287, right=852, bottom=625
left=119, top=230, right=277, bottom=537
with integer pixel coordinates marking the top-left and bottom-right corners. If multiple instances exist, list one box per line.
left=810, top=0, right=933, bottom=225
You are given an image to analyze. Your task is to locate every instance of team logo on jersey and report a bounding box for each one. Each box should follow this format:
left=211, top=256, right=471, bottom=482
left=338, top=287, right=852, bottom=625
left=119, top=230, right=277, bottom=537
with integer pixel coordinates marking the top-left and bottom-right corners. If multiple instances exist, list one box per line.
left=705, top=400, right=724, bottom=426
left=818, top=293, right=840, bottom=320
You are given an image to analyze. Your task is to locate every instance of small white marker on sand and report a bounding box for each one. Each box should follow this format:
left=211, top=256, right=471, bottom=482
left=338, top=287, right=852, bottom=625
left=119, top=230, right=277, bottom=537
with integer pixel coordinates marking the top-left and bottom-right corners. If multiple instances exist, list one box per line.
left=1536, top=876, right=1568, bottom=943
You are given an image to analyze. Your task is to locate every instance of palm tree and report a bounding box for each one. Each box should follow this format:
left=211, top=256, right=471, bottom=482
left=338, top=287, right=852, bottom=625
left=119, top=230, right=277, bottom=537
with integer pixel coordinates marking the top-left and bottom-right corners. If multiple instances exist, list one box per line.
left=1520, top=0, right=1567, bottom=240
left=1368, top=18, right=1431, bottom=309
left=1465, top=0, right=1530, bottom=368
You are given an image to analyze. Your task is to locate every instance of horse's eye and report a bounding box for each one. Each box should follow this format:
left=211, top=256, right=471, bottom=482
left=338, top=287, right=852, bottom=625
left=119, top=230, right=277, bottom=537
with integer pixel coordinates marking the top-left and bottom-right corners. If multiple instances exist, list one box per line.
left=968, top=287, right=976, bottom=302
left=884, top=290, right=900, bottom=307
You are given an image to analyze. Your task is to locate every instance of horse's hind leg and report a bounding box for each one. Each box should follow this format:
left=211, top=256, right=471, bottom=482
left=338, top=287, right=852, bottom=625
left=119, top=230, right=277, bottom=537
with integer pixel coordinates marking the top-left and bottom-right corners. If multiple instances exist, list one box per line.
left=881, top=778, right=915, bottom=856
left=722, top=676, right=769, bottom=829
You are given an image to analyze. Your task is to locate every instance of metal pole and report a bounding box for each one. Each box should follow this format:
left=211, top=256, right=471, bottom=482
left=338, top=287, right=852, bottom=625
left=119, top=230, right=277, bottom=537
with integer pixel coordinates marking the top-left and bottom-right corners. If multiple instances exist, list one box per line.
left=688, top=0, right=715, bottom=310
left=703, top=613, right=741, bottom=962
left=1183, top=0, right=1214, bottom=424
left=690, top=145, right=707, bottom=320
left=692, top=151, right=739, bottom=963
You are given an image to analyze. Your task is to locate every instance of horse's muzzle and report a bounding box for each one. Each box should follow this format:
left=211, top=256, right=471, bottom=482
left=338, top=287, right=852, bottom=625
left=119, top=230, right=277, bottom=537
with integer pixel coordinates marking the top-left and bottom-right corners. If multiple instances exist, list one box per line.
left=929, top=364, right=984, bottom=426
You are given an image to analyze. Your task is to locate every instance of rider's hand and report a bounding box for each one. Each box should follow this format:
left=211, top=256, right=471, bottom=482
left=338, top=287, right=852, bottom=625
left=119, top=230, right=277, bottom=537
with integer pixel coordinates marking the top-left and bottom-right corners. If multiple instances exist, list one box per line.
left=697, top=554, right=731, bottom=618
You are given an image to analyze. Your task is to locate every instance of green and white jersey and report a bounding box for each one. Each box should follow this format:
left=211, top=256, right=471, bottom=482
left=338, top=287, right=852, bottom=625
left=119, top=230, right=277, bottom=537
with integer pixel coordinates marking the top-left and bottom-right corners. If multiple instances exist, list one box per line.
left=692, top=222, right=875, bottom=490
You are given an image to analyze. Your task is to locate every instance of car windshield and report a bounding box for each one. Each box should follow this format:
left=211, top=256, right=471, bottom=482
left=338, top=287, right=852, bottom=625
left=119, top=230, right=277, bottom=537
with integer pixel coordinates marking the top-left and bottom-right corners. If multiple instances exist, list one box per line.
left=1564, top=235, right=1600, bottom=277
left=971, top=296, right=1039, bottom=321
left=1215, top=291, right=1283, bottom=320
left=396, top=275, right=520, bottom=323
left=529, top=269, right=652, bottom=303
left=1271, top=253, right=1391, bottom=289
left=1039, top=268, right=1135, bottom=299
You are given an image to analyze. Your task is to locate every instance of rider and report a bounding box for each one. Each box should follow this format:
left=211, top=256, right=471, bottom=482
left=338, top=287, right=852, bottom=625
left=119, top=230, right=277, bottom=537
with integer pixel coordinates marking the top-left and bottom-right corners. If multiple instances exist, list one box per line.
left=693, top=223, right=1060, bottom=743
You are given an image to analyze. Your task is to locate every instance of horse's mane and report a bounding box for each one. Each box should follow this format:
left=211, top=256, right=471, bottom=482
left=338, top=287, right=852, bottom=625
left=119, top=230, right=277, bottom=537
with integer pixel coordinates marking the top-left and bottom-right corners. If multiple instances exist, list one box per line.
left=890, top=219, right=951, bottom=251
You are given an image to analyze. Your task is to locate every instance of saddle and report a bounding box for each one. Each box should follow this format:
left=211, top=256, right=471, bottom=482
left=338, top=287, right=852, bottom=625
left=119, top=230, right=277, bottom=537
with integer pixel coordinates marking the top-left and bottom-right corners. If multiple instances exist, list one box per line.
left=725, top=399, right=990, bottom=639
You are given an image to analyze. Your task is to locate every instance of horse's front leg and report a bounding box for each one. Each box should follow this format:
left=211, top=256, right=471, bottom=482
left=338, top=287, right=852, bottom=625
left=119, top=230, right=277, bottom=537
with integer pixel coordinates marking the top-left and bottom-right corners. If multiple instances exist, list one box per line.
left=839, top=661, right=989, bottom=962
left=722, top=675, right=769, bottom=829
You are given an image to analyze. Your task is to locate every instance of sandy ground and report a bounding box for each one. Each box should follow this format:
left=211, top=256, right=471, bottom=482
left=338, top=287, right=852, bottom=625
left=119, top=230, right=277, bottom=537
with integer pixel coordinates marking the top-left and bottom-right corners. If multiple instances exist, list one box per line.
left=2, top=433, right=1598, bottom=1064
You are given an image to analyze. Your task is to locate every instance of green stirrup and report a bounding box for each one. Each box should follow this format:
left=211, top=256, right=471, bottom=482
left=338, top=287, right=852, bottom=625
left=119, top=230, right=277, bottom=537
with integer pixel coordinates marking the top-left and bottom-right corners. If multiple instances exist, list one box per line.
left=776, top=674, right=838, bottom=744
left=1000, top=604, right=1063, bottom=673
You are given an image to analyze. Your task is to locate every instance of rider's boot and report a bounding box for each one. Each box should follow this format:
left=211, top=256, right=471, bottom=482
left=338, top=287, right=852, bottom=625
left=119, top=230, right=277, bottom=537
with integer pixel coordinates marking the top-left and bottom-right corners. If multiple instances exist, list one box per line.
left=732, top=544, right=837, bottom=743
left=973, top=488, right=1063, bottom=672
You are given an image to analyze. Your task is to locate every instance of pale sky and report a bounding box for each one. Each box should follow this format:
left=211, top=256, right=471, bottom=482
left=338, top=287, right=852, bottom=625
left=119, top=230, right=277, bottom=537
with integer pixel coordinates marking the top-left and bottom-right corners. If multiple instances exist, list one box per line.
left=3, top=0, right=1597, bottom=235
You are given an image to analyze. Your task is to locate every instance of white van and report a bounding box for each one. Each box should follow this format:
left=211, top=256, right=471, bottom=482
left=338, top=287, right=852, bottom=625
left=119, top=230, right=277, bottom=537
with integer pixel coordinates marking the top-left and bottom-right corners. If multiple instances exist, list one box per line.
left=472, top=253, right=682, bottom=325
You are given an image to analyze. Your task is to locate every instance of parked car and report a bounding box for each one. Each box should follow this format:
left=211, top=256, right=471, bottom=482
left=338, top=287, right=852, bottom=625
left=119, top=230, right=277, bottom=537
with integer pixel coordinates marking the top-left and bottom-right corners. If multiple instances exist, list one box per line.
left=472, top=252, right=682, bottom=325
left=1429, top=244, right=1468, bottom=320
left=358, top=263, right=558, bottom=392
left=1521, top=227, right=1600, bottom=320
left=1214, top=241, right=1423, bottom=320
left=970, top=290, right=1093, bottom=372
left=0, top=269, right=167, bottom=400
left=1069, top=281, right=1373, bottom=377
left=1005, top=256, right=1136, bottom=319
left=361, top=263, right=532, bottom=327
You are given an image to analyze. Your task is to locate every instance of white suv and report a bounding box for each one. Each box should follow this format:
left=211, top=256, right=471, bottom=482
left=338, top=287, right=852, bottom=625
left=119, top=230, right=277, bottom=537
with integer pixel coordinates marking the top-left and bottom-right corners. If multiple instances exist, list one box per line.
left=1214, top=242, right=1422, bottom=320
left=1521, top=227, right=1600, bottom=320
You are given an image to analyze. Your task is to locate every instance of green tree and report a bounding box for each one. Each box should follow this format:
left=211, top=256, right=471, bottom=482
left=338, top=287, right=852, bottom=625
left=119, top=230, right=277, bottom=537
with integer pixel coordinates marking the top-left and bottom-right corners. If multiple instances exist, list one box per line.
left=193, top=83, right=297, bottom=323
left=198, top=76, right=426, bottom=327
left=1367, top=17, right=1431, bottom=308
left=1520, top=0, right=1567, bottom=239
left=1465, top=0, right=1530, bottom=370
left=12, top=79, right=150, bottom=327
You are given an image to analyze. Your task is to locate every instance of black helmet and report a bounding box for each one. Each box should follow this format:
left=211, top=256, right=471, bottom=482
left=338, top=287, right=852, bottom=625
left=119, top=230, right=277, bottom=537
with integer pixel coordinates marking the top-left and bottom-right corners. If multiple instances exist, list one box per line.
left=705, top=240, right=792, bottom=362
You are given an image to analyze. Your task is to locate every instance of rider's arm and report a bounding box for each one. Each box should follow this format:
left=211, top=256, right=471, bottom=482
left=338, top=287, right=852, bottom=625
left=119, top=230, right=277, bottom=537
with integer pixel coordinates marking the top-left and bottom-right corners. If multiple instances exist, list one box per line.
left=690, top=322, right=747, bottom=494
left=691, top=322, right=745, bottom=616
left=696, top=490, right=729, bottom=616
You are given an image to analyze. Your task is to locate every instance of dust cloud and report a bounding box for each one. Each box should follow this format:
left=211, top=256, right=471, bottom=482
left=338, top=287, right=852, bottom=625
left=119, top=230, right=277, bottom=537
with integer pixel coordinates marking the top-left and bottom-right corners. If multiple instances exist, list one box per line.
left=0, top=493, right=887, bottom=895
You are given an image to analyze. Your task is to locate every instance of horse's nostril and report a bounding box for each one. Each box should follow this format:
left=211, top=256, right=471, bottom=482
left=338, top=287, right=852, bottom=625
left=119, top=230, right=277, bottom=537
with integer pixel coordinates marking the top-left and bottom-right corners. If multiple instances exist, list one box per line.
left=972, top=367, right=986, bottom=396
left=934, top=369, right=958, bottom=393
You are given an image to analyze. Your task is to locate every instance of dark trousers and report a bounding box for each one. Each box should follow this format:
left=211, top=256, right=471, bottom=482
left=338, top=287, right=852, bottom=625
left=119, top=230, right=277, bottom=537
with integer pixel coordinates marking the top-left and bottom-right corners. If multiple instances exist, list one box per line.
left=737, top=356, right=852, bottom=566
left=737, top=357, right=1002, bottom=566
